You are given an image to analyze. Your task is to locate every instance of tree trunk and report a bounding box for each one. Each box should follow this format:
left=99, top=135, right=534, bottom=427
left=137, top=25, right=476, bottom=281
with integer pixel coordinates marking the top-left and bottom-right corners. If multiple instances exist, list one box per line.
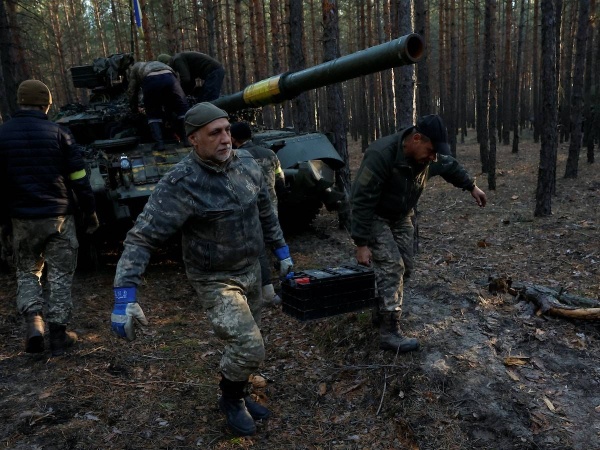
left=499, top=0, right=511, bottom=146
left=269, top=0, right=283, bottom=128
left=288, top=0, right=314, bottom=132
left=0, top=0, right=21, bottom=117
left=480, top=0, right=491, bottom=173
left=533, top=0, right=541, bottom=143
left=487, top=0, right=497, bottom=191
left=511, top=0, right=526, bottom=154
left=322, top=0, right=350, bottom=231
left=535, top=0, right=559, bottom=217
left=234, top=0, right=247, bottom=89
left=564, top=0, right=590, bottom=179
left=394, top=0, right=415, bottom=128
left=414, top=0, right=431, bottom=116
left=448, top=2, right=458, bottom=157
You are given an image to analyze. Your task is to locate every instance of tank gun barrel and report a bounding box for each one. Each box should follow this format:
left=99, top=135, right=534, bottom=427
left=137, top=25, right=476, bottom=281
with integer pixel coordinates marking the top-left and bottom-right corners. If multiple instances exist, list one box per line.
left=212, top=33, right=424, bottom=113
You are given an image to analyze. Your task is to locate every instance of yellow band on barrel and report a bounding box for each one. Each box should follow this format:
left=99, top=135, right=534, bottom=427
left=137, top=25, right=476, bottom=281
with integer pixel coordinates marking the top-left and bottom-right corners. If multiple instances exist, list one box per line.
left=242, top=76, right=282, bottom=107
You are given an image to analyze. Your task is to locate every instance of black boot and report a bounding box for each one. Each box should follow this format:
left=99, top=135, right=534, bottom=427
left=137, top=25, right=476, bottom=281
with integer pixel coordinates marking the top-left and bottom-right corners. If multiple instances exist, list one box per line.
left=379, top=312, right=419, bottom=353
left=244, top=395, right=271, bottom=420
left=49, top=323, right=78, bottom=357
left=148, top=122, right=165, bottom=150
left=218, top=376, right=256, bottom=436
left=25, top=311, right=45, bottom=353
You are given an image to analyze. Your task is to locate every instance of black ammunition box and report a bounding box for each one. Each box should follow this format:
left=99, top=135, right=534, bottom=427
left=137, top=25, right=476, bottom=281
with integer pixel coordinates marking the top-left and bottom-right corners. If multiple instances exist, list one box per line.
left=281, top=264, right=376, bottom=321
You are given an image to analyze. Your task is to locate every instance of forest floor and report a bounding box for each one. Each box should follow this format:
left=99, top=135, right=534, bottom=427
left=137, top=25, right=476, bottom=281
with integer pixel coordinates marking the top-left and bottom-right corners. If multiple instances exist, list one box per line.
left=0, top=130, right=599, bottom=450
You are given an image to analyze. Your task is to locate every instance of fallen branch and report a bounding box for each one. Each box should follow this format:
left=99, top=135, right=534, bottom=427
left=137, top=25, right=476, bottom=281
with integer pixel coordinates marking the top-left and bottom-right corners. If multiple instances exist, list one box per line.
left=490, top=277, right=600, bottom=320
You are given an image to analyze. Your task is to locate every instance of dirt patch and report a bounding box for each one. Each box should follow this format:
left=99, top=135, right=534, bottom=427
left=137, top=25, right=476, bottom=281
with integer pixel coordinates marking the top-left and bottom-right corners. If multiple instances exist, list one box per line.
left=1, top=131, right=599, bottom=449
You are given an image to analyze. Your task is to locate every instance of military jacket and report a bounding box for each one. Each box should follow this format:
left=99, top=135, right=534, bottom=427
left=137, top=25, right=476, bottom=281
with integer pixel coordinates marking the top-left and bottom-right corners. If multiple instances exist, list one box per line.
left=238, top=141, right=284, bottom=207
left=114, top=149, right=286, bottom=287
left=350, top=127, right=475, bottom=247
left=170, top=51, right=223, bottom=94
left=127, top=61, right=175, bottom=108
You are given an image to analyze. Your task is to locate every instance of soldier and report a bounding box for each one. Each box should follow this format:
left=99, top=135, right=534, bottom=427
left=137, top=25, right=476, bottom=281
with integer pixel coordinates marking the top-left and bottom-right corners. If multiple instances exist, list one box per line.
left=126, top=60, right=189, bottom=150
left=0, top=80, right=99, bottom=356
left=230, top=121, right=286, bottom=306
left=110, top=103, right=294, bottom=436
left=158, top=52, right=225, bottom=102
left=350, top=115, right=487, bottom=353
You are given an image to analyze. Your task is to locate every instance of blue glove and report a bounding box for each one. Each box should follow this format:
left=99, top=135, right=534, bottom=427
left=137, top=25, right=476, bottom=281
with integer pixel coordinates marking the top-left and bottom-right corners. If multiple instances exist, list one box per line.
left=273, top=245, right=294, bottom=278
left=111, top=287, right=148, bottom=341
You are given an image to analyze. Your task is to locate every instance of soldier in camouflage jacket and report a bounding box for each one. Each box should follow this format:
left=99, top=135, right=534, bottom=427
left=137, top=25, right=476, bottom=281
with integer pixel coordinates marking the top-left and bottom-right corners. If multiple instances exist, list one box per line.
left=111, top=103, right=293, bottom=436
left=231, top=121, right=286, bottom=306
left=351, top=115, right=486, bottom=353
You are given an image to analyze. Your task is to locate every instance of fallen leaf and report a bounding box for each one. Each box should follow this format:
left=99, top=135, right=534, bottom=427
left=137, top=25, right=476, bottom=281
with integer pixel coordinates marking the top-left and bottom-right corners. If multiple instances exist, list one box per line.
left=503, top=356, right=529, bottom=366
left=318, top=382, right=327, bottom=396
left=543, top=396, right=556, bottom=412
left=506, top=369, right=520, bottom=381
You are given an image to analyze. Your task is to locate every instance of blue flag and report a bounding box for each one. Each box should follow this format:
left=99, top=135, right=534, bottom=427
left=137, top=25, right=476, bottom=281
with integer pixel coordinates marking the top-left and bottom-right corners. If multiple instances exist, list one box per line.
left=133, top=0, right=142, bottom=29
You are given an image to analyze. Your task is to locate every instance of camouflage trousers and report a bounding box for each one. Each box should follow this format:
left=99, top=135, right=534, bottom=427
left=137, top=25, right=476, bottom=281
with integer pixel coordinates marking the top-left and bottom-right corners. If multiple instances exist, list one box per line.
left=368, top=213, right=414, bottom=314
left=187, top=260, right=264, bottom=382
left=12, top=215, right=79, bottom=324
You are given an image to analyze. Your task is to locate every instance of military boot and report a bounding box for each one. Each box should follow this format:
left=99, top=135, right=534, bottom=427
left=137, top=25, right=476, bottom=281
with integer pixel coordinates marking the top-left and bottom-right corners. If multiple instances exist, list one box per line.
left=49, top=323, right=78, bottom=357
left=244, top=395, right=271, bottom=420
left=379, top=311, right=419, bottom=352
left=148, top=122, right=165, bottom=150
left=218, top=376, right=256, bottom=436
left=25, top=311, right=45, bottom=353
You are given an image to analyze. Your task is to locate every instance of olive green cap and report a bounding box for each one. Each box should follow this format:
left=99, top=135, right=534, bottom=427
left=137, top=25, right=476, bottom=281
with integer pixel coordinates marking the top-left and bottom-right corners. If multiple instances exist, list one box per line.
left=184, top=102, right=229, bottom=136
left=157, top=54, right=171, bottom=64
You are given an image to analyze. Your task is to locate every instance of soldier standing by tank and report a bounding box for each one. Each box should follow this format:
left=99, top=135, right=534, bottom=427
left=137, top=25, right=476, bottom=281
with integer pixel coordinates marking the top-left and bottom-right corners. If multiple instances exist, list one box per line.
left=158, top=51, right=225, bottom=103
left=0, top=80, right=99, bottom=356
left=230, top=121, right=286, bottom=306
left=351, top=115, right=487, bottom=353
left=127, top=60, right=190, bottom=150
left=110, top=103, right=294, bottom=436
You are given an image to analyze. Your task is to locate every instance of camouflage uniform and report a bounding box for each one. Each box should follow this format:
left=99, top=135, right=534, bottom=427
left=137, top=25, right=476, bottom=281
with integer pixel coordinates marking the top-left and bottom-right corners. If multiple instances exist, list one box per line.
left=12, top=216, right=78, bottom=323
left=0, top=108, right=96, bottom=327
left=238, top=141, right=284, bottom=213
left=114, top=149, right=286, bottom=382
left=351, top=127, right=476, bottom=314
left=237, top=140, right=285, bottom=288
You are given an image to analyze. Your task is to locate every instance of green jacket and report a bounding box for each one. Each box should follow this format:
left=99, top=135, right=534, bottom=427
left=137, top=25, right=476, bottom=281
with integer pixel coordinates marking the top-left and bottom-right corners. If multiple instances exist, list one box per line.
left=350, top=127, right=476, bottom=247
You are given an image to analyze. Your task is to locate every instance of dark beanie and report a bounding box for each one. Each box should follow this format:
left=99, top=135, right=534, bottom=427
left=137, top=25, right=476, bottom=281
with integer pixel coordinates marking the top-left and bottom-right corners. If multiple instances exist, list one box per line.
left=230, top=122, right=252, bottom=141
left=17, top=80, right=52, bottom=106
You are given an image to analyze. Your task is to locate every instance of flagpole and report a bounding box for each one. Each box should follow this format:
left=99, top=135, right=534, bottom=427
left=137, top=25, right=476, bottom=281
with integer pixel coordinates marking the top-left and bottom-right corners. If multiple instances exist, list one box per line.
left=130, top=2, right=135, bottom=58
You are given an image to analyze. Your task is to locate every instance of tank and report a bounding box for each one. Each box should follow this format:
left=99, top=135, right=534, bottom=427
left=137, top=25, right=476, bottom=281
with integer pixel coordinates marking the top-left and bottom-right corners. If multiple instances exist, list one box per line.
left=56, top=34, right=423, bottom=266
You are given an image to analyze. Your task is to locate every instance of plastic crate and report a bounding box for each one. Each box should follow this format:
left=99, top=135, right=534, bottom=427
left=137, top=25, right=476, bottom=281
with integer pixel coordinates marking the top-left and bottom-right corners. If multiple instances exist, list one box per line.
left=281, top=264, right=376, bottom=321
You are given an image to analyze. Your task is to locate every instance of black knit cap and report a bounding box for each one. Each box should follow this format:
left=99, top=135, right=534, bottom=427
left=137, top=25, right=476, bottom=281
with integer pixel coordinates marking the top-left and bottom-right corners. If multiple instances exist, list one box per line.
left=230, top=122, right=252, bottom=141
left=416, top=114, right=450, bottom=156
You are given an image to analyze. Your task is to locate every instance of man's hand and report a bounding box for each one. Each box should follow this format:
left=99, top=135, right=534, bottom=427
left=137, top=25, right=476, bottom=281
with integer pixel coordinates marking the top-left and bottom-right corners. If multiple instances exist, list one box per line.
left=471, top=186, right=487, bottom=207
left=85, top=212, right=100, bottom=234
left=111, top=287, right=148, bottom=341
left=273, top=245, right=294, bottom=278
left=356, top=245, right=372, bottom=266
